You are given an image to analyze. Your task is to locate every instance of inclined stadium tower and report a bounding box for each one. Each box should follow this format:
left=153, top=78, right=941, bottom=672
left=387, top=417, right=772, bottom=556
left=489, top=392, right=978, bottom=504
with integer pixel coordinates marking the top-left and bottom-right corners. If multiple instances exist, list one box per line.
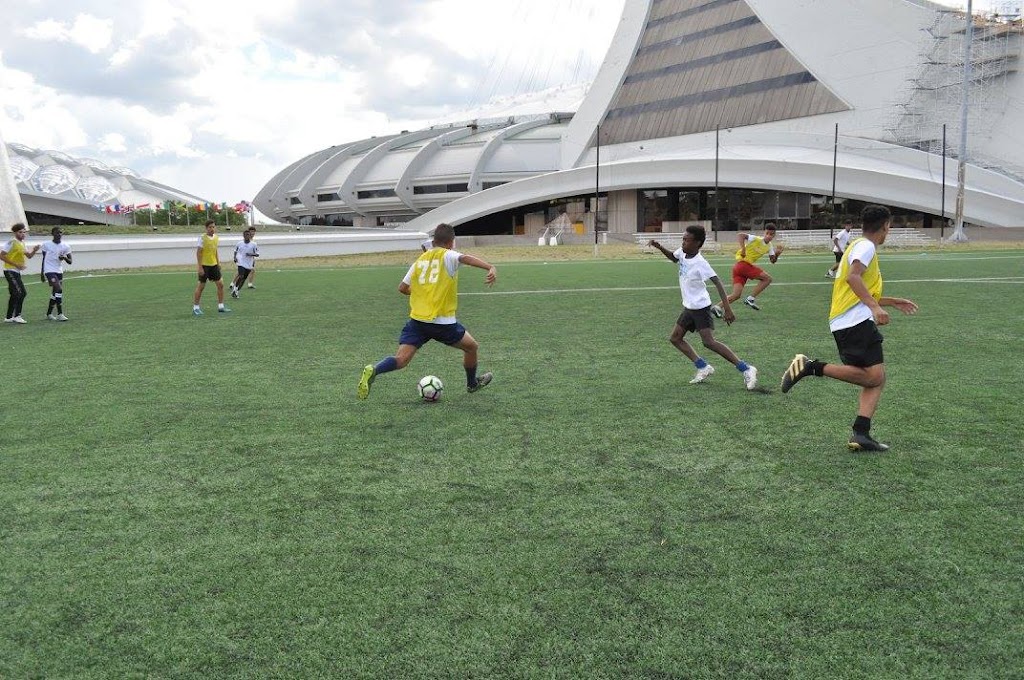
left=5, top=141, right=208, bottom=226
left=256, top=0, right=1024, bottom=234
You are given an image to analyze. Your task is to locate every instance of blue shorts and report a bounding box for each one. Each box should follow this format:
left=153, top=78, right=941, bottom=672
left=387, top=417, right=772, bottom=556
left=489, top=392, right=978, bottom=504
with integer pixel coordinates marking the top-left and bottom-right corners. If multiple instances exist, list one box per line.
left=399, top=319, right=467, bottom=348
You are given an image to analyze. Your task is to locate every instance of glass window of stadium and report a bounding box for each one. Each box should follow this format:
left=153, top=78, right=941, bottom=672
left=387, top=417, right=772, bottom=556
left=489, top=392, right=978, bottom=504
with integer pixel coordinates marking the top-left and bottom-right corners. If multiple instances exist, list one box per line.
left=639, top=188, right=816, bottom=231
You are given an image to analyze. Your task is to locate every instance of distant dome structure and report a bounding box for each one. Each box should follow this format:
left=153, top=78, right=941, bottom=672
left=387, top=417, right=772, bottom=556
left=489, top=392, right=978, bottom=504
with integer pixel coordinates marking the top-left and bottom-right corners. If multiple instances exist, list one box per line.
left=6, top=141, right=209, bottom=226
left=259, top=0, right=1024, bottom=234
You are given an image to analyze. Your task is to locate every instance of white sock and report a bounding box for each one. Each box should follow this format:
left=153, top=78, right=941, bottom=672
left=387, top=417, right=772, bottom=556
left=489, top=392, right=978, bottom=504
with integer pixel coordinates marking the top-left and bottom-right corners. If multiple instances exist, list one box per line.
left=193, top=305, right=200, bottom=311
left=218, top=303, right=225, bottom=310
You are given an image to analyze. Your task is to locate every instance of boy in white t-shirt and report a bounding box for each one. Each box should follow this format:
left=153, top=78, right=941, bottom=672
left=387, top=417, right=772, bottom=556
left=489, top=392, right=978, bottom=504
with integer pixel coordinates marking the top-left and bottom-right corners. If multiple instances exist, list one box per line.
left=40, top=227, right=72, bottom=321
left=229, top=228, right=260, bottom=298
left=826, top=220, right=853, bottom=278
left=649, top=226, right=758, bottom=390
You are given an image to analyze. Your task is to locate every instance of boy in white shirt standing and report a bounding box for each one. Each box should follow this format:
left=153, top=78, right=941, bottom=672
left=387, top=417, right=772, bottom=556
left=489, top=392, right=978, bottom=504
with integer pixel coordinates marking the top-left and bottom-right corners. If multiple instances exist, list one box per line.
left=230, top=228, right=260, bottom=298
left=826, top=220, right=853, bottom=279
left=649, top=226, right=758, bottom=390
left=40, top=227, right=72, bottom=321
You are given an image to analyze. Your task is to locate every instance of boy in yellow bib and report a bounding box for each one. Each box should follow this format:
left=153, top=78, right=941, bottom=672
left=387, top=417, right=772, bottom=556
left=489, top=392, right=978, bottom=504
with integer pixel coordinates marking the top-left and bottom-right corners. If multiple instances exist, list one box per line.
left=192, top=220, right=230, bottom=315
left=780, top=205, right=918, bottom=452
left=2, top=223, right=41, bottom=324
left=358, top=223, right=497, bottom=399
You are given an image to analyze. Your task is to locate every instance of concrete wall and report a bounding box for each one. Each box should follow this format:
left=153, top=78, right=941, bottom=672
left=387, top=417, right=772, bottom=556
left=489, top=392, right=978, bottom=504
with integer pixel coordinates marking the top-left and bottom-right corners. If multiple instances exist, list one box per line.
left=40, top=230, right=427, bottom=271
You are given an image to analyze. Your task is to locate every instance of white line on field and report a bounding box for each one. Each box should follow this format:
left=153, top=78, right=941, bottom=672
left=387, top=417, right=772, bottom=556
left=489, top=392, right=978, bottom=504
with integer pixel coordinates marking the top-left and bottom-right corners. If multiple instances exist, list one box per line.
left=460, top=276, right=1024, bottom=296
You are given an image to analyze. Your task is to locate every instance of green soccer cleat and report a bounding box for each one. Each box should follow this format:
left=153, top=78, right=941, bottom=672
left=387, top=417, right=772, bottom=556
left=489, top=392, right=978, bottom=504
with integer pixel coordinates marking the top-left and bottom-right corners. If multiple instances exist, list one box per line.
left=467, top=371, right=493, bottom=393
left=357, top=364, right=376, bottom=400
left=848, top=433, right=890, bottom=452
left=781, top=354, right=812, bottom=393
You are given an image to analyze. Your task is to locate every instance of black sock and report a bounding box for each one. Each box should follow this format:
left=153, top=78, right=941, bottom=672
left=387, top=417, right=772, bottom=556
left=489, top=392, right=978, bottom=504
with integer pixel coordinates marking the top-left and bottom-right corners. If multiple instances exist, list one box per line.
left=853, top=416, right=871, bottom=435
left=48, top=297, right=56, bottom=314
left=809, top=359, right=826, bottom=377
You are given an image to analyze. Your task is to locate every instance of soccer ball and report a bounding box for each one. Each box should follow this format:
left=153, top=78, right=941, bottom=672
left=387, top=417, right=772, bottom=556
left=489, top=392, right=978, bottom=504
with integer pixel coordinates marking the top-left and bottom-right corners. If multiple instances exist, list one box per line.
left=417, top=375, right=444, bottom=402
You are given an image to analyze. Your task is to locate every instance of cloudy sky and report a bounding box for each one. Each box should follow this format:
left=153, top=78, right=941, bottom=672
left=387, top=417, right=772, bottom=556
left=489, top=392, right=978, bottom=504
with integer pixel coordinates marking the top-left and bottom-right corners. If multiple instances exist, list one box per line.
left=0, top=0, right=997, bottom=212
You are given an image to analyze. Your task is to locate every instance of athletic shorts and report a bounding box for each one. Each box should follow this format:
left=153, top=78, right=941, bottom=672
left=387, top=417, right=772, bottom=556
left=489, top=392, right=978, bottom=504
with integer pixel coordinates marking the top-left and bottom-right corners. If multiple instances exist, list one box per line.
left=732, top=261, right=766, bottom=285
left=676, top=306, right=714, bottom=333
left=833, top=251, right=843, bottom=263
left=236, top=265, right=252, bottom=279
left=198, top=265, right=222, bottom=282
left=832, top=318, right=884, bottom=368
left=45, top=272, right=63, bottom=284
left=399, top=319, right=467, bottom=348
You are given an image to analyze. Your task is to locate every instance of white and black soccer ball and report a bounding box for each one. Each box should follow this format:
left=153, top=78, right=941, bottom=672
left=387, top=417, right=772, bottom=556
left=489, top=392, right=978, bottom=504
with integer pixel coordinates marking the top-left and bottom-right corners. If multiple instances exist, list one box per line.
left=417, top=375, right=444, bottom=402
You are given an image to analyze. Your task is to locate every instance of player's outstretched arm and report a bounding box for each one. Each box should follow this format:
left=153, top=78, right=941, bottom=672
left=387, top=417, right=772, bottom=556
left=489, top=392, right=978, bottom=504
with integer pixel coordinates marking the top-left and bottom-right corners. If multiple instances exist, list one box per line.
left=880, top=297, right=918, bottom=315
left=648, top=240, right=678, bottom=262
left=458, top=254, right=497, bottom=287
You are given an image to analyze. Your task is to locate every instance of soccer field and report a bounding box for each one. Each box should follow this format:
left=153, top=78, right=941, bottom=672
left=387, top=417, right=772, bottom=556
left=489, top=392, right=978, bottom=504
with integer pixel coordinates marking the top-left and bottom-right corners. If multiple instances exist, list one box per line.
left=3, top=249, right=1023, bottom=677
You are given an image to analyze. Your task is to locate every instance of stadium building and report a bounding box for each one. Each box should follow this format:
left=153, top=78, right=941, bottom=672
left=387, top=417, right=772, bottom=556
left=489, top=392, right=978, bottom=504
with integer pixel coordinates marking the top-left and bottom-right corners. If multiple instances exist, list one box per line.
left=256, top=0, right=1024, bottom=235
left=4, top=141, right=208, bottom=226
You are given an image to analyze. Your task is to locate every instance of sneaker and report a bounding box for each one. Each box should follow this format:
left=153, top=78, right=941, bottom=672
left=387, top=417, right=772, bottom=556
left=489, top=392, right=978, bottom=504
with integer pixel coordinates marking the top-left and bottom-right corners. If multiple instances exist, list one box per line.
left=47, top=314, right=57, bottom=321
left=247, top=284, right=255, bottom=289
left=711, top=305, right=724, bottom=319
left=780, top=354, right=812, bottom=393
left=11, top=316, right=26, bottom=324
left=744, top=296, right=760, bottom=311
left=689, top=364, right=715, bottom=384
left=56, top=314, right=68, bottom=322
left=742, top=366, right=758, bottom=390
left=848, top=432, right=890, bottom=452
left=357, top=364, right=376, bottom=400
left=230, top=289, right=239, bottom=299
left=218, top=307, right=231, bottom=313
left=467, top=371, right=493, bottom=393
left=825, top=270, right=835, bottom=279
left=3, top=318, right=11, bottom=323
left=193, top=308, right=203, bottom=316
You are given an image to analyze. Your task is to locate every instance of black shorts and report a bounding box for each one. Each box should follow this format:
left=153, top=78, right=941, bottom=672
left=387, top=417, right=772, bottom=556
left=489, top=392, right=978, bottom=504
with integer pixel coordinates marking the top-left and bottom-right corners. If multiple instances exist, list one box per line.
left=834, top=251, right=843, bottom=263
left=832, top=318, right=884, bottom=368
left=198, top=265, right=222, bottom=282
left=236, top=265, right=252, bottom=279
left=676, top=306, right=714, bottom=333
left=45, top=272, right=63, bottom=284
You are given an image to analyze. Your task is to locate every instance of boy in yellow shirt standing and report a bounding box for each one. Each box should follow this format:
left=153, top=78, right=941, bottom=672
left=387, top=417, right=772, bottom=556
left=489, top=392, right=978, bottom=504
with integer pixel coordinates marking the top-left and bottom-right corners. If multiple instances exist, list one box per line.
left=780, top=205, right=918, bottom=452
left=2, top=223, right=41, bottom=324
left=192, top=220, right=230, bottom=315
left=358, top=223, right=497, bottom=399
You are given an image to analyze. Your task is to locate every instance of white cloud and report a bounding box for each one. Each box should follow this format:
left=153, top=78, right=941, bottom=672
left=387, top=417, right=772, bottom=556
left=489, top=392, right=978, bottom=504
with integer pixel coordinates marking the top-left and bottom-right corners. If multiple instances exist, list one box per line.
left=21, top=14, right=113, bottom=54
left=0, top=0, right=989, bottom=208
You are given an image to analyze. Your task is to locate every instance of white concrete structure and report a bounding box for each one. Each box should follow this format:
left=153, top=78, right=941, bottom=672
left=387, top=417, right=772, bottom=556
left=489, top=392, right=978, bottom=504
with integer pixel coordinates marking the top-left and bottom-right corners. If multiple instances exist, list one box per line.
left=5, top=141, right=209, bottom=226
left=26, top=231, right=427, bottom=271
left=259, top=0, right=1024, bottom=232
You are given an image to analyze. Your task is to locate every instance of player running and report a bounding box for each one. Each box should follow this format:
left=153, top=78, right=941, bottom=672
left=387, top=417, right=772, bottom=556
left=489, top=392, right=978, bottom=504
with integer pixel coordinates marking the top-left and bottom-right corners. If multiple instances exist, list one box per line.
left=230, top=228, right=260, bottom=298
left=358, top=223, right=497, bottom=399
left=712, top=223, right=783, bottom=316
left=780, top=205, right=918, bottom=452
left=649, top=226, right=758, bottom=390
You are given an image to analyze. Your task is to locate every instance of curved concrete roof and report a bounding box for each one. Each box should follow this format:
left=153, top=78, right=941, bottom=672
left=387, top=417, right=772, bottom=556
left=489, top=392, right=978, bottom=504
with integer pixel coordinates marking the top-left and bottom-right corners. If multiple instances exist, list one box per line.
left=260, top=0, right=1024, bottom=229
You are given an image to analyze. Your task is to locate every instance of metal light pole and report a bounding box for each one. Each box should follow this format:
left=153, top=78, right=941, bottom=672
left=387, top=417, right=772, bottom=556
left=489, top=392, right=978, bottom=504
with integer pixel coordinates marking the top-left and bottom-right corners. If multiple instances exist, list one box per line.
left=951, top=0, right=974, bottom=242
left=594, top=125, right=600, bottom=257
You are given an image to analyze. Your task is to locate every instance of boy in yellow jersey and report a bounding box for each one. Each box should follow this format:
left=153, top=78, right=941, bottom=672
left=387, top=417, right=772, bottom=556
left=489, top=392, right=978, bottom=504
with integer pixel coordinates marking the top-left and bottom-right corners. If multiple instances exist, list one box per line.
left=192, top=220, right=230, bottom=315
left=358, top=223, right=497, bottom=399
left=780, top=205, right=918, bottom=452
left=2, top=223, right=41, bottom=324
left=712, top=223, right=783, bottom=315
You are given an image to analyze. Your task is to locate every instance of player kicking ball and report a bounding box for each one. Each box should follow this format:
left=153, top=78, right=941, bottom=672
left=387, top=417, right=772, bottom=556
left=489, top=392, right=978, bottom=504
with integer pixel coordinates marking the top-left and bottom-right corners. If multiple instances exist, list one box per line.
left=780, top=205, right=917, bottom=452
left=358, top=223, right=497, bottom=399
left=649, top=226, right=758, bottom=390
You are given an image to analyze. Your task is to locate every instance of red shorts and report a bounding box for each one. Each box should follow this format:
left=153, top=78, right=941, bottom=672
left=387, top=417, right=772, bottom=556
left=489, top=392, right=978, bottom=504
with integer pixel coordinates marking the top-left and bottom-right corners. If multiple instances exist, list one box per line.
left=732, top=261, right=766, bottom=285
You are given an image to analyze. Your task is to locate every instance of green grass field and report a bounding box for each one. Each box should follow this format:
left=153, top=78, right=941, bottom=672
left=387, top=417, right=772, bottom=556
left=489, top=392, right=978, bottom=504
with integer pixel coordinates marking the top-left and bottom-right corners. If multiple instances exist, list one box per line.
left=2, top=249, right=1022, bottom=677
